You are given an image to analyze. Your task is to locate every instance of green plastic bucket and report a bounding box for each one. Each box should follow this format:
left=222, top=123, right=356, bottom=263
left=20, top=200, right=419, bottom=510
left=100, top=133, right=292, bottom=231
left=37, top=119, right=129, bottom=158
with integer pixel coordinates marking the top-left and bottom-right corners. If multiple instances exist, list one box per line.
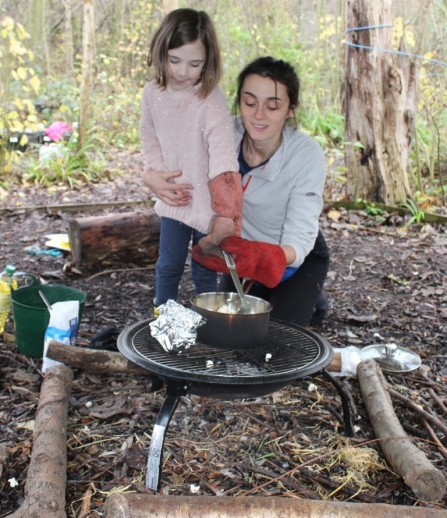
left=11, top=274, right=87, bottom=357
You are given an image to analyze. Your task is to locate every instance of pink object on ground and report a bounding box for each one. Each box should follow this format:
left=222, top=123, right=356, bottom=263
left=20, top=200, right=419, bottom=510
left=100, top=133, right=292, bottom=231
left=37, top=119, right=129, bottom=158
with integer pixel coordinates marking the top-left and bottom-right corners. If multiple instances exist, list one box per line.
left=45, top=121, right=71, bottom=141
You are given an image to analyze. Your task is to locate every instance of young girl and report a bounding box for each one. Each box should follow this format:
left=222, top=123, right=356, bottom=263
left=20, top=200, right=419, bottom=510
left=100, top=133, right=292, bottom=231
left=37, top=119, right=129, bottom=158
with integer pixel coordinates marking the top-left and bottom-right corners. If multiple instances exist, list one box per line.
left=140, top=8, right=242, bottom=311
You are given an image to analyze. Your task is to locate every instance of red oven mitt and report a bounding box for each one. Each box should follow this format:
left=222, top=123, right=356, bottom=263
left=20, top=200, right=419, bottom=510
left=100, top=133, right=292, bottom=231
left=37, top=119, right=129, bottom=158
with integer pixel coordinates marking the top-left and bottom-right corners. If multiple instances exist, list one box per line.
left=192, top=236, right=287, bottom=289
left=197, top=172, right=243, bottom=254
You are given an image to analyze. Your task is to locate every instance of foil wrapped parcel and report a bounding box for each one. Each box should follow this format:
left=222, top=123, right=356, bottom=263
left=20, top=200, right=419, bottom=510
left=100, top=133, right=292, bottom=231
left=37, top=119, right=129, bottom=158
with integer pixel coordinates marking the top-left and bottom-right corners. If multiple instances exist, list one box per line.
left=149, top=300, right=206, bottom=353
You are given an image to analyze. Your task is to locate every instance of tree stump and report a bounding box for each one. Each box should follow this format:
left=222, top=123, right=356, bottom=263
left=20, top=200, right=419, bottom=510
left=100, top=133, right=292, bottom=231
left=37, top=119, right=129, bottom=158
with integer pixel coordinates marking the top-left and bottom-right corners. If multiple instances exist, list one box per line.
left=68, top=209, right=160, bottom=270
left=344, top=0, right=420, bottom=205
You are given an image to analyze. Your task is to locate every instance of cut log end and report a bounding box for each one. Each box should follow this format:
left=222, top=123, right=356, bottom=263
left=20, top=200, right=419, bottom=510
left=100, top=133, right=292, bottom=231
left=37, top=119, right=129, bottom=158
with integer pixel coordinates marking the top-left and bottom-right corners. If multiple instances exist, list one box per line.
left=103, top=493, right=131, bottom=518
left=409, top=469, right=446, bottom=503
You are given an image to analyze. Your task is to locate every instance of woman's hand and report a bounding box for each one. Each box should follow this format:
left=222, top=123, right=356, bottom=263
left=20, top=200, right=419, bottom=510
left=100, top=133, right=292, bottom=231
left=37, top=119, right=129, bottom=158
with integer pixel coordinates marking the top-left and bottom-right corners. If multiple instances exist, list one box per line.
left=192, top=236, right=287, bottom=288
left=141, top=168, right=193, bottom=206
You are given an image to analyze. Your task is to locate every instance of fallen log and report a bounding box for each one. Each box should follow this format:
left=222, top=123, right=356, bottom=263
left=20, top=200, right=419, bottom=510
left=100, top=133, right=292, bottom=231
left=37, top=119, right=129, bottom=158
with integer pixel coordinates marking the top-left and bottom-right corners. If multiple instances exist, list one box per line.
left=325, top=200, right=447, bottom=225
left=9, top=364, right=73, bottom=518
left=68, top=209, right=160, bottom=270
left=0, top=442, right=11, bottom=478
left=0, top=199, right=153, bottom=215
left=357, top=359, right=446, bottom=502
left=103, top=492, right=447, bottom=518
left=47, top=340, right=149, bottom=375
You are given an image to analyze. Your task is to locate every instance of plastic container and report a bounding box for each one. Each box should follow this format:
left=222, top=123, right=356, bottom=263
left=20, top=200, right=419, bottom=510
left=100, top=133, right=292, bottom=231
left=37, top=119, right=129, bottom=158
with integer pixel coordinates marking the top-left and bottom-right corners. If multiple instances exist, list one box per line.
left=0, top=265, right=17, bottom=334
left=10, top=274, right=87, bottom=357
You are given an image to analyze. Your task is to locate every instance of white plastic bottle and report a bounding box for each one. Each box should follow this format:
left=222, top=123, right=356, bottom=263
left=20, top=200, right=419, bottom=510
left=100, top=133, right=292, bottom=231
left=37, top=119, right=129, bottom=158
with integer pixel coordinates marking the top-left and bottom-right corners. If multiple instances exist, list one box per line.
left=0, top=265, right=17, bottom=334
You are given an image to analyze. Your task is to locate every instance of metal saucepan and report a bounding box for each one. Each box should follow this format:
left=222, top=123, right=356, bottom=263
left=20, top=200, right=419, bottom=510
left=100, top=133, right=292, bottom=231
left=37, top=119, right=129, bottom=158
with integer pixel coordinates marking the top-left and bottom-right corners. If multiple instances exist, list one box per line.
left=190, top=292, right=272, bottom=350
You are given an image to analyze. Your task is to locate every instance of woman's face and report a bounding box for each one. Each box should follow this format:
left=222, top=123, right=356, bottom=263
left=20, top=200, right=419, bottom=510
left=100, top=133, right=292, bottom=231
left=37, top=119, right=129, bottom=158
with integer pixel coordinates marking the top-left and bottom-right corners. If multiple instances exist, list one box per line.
left=239, top=74, right=295, bottom=146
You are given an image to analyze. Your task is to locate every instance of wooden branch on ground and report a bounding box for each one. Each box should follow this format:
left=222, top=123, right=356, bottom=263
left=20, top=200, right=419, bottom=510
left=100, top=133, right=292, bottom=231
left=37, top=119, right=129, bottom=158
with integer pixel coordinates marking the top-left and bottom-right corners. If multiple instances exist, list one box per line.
left=0, top=199, right=153, bottom=215
left=428, top=388, right=447, bottom=417
left=85, top=265, right=155, bottom=282
left=298, top=467, right=384, bottom=504
left=67, top=209, right=160, bottom=270
left=47, top=341, right=149, bottom=375
left=238, top=460, right=383, bottom=504
left=324, top=200, right=447, bottom=225
left=233, top=462, right=319, bottom=499
left=422, top=419, right=447, bottom=459
left=103, top=492, right=447, bottom=518
left=47, top=341, right=342, bottom=376
left=357, top=359, right=446, bottom=502
left=0, top=442, right=11, bottom=478
left=388, top=388, right=447, bottom=436
left=9, top=364, right=73, bottom=518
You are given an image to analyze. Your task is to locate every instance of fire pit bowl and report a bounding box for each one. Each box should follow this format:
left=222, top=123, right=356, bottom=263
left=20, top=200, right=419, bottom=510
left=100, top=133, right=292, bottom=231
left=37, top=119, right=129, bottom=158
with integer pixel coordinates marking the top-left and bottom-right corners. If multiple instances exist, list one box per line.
left=190, top=292, right=272, bottom=350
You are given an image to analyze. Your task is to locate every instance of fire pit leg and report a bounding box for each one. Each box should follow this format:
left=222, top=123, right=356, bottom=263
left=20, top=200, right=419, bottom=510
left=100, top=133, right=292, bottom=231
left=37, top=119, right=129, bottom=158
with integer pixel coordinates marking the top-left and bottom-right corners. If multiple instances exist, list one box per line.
left=322, top=369, right=354, bottom=437
left=149, top=375, right=164, bottom=393
left=146, top=380, right=189, bottom=491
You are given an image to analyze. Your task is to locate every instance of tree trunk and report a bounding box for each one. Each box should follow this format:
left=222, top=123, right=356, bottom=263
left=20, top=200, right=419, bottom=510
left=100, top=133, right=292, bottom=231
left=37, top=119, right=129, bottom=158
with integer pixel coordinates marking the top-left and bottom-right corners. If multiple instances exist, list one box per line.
left=62, top=0, right=74, bottom=77
left=67, top=209, right=160, bottom=270
left=28, top=0, right=45, bottom=71
left=79, top=0, right=95, bottom=149
left=41, top=0, right=51, bottom=77
left=8, top=365, right=73, bottom=518
left=357, top=359, right=445, bottom=502
left=343, top=0, right=419, bottom=205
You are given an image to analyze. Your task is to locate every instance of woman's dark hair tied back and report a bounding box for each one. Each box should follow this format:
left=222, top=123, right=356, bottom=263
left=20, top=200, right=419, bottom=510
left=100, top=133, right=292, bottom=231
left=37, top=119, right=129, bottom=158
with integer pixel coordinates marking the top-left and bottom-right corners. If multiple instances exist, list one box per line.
left=234, top=56, right=300, bottom=126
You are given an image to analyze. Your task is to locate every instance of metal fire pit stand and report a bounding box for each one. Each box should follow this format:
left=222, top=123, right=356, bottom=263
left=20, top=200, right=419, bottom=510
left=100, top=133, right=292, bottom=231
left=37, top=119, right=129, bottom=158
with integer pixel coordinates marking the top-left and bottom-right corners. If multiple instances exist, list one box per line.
left=118, top=319, right=354, bottom=492
left=146, top=379, right=189, bottom=491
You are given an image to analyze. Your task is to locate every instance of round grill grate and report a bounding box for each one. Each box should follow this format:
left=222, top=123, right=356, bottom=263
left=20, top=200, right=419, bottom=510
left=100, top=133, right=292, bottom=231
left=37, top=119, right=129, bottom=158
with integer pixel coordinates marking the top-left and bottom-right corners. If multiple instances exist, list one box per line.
left=118, top=319, right=333, bottom=385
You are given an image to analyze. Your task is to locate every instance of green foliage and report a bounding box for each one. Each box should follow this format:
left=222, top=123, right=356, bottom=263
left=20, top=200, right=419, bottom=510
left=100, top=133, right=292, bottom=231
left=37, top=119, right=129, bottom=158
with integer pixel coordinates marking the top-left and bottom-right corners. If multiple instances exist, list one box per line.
left=402, top=199, right=425, bottom=228
left=355, top=198, right=386, bottom=226
left=23, top=136, right=104, bottom=188
left=363, top=202, right=384, bottom=217
left=0, top=16, right=41, bottom=174
left=409, top=41, right=447, bottom=198
left=300, top=108, right=345, bottom=149
left=35, top=79, right=79, bottom=124
left=92, top=77, right=142, bottom=148
left=1, top=1, right=447, bottom=208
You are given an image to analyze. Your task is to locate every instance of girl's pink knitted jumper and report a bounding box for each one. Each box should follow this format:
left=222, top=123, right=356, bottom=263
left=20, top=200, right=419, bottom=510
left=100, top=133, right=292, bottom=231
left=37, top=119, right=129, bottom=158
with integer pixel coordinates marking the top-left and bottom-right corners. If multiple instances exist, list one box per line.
left=140, top=80, right=238, bottom=234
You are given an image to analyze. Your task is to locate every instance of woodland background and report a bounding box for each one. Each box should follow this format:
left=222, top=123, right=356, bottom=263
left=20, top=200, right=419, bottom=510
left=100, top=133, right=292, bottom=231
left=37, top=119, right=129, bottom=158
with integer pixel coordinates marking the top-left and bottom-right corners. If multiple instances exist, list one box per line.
left=0, top=0, right=446, bottom=212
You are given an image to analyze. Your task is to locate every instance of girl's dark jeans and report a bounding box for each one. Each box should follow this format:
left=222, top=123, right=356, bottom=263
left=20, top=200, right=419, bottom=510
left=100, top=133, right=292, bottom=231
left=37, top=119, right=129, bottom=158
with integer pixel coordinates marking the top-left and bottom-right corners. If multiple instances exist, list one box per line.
left=156, top=217, right=217, bottom=305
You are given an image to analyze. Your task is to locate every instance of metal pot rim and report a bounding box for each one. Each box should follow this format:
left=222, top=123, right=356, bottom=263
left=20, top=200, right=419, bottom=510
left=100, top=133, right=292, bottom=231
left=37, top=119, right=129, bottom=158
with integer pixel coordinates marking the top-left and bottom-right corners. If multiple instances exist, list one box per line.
left=191, top=291, right=272, bottom=316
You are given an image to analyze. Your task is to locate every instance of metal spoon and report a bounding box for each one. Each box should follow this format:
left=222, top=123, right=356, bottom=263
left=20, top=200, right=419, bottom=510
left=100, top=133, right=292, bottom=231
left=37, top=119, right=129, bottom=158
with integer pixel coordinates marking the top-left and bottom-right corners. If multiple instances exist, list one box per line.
left=221, top=250, right=252, bottom=314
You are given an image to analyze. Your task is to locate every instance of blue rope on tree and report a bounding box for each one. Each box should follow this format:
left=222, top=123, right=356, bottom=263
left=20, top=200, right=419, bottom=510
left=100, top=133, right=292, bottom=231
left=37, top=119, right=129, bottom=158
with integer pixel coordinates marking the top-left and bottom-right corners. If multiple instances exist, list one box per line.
left=345, top=24, right=447, bottom=67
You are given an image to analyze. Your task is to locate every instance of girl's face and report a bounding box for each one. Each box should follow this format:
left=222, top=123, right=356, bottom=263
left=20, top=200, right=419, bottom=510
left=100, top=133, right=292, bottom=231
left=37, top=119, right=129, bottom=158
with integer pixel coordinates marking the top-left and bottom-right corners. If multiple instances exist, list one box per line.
left=166, top=40, right=206, bottom=97
left=239, top=74, right=295, bottom=146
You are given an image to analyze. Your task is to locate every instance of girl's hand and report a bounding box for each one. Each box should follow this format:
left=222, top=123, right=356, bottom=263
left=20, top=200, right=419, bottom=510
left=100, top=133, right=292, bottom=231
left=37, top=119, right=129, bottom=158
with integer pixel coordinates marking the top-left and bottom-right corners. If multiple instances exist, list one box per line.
left=141, top=168, right=193, bottom=206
